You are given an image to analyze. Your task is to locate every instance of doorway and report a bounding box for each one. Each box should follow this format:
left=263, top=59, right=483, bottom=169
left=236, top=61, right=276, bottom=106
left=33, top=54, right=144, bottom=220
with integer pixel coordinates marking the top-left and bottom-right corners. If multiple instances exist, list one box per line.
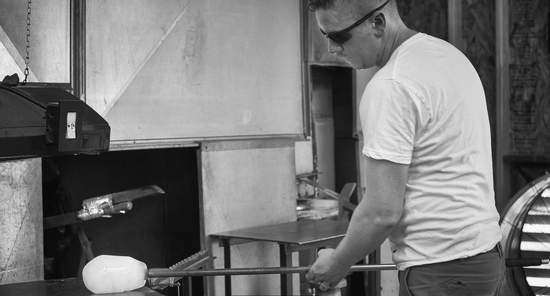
left=311, top=65, right=365, bottom=295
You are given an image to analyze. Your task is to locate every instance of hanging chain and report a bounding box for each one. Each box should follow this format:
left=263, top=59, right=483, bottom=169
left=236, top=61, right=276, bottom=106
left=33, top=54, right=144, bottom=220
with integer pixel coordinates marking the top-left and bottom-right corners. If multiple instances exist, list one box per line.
left=23, top=0, right=32, bottom=84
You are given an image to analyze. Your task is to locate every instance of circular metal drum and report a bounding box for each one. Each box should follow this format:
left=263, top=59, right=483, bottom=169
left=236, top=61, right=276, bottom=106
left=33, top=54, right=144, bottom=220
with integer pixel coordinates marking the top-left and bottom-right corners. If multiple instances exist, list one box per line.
left=501, top=173, right=550, bottom=296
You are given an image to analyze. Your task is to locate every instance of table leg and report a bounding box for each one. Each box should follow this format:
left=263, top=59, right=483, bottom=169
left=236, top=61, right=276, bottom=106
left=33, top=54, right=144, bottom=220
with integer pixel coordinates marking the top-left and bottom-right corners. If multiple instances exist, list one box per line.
left=186, top=277, right=192, bottom=296
left=367, top=250, right=380, bottom=296
left=221, top=239, right=232, bottom=296
left=279, top=244, right=293, bottom=296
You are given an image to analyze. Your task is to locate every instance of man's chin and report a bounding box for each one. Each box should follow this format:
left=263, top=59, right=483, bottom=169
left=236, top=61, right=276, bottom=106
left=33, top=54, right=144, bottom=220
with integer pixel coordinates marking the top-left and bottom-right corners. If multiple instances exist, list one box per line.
left=336, top=55, right=363, bottom=69
left=348, top=63, right=361, bottom=70
left=341, top=58, right=370, bottom=70
left=344, top=59, right=361, bottom=70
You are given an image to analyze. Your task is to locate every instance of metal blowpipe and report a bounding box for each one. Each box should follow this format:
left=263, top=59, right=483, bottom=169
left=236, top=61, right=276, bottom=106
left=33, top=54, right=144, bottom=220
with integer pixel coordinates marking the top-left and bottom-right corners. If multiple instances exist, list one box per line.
left=148, top=257, right=550, bottom=279
left=147, top=264, right=397, bottom=278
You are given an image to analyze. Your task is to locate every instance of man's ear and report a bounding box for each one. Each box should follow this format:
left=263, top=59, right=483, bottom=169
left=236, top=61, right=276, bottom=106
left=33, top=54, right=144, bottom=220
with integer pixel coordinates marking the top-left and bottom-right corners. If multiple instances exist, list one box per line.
left=372, top=12, right=386, bottom=37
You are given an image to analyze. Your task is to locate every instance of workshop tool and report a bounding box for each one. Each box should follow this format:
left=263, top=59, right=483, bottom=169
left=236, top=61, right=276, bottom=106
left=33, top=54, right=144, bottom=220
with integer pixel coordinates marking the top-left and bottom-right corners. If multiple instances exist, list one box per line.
left=83, top=248, right=550, bottom=295
left=82, top=248, right=395, bottom=295
left=148, top=249, right=214, bottom=290
left=147, top=262, right=397, bottom=278
left=298, top=177, right=340, bottom=199
left=82, top=249, right=213, bottom=294
left=43, top=185, right=165, bottom=229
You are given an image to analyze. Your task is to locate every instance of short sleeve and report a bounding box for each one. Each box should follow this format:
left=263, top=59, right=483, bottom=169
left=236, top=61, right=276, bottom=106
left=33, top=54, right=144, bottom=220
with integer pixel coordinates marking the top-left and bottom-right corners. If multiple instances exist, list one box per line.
left=359, top=79, right=426, bottom=165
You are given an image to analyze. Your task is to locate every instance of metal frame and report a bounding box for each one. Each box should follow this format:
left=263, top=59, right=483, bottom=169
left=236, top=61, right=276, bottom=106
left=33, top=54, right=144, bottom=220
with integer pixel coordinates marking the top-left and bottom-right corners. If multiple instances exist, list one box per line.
left=500, top=173, right=550, bottom=296
left=70, top=0, right=85, bottom=101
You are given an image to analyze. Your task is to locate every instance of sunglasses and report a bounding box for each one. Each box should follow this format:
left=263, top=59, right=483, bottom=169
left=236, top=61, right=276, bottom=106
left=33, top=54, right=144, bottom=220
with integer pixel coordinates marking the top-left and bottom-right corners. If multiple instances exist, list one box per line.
left=320, top=0, right=391, bottom=45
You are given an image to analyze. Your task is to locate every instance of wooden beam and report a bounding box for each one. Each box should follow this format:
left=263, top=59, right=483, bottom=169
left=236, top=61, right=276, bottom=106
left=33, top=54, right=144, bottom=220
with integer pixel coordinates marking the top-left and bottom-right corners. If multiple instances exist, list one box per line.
left=495, top=0, right=511, bottom=212
left=70, top=0, right=85, bottom=101
left=448, top=0, right=463, bottom=51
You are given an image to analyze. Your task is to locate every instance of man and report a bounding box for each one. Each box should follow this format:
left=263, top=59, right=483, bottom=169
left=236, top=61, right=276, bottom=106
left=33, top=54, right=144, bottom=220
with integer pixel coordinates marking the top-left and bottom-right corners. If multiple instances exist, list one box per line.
left=305, top=0, right=505, bottom=295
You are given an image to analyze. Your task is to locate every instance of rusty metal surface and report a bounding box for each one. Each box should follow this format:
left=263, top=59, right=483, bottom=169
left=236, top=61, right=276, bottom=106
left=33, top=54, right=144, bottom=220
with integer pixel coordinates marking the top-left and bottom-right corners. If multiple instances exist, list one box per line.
left=211, top=219, right=349, bottom=246
left=0, top=278, right=162, bottom=296
left=0, top=158, right=43, bottom=284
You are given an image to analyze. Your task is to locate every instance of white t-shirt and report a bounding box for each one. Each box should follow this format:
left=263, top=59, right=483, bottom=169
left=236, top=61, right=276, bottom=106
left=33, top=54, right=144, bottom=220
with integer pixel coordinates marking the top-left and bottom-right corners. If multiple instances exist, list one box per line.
left=360, top=33, right=502, bottom=270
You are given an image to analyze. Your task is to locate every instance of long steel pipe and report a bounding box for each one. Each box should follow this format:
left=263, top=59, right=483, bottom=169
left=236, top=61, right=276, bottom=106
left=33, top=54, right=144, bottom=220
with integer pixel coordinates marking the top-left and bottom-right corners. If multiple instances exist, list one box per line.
left=148, top=264, right=397, bottom=278
left=147, top=257, right=550, bottom=279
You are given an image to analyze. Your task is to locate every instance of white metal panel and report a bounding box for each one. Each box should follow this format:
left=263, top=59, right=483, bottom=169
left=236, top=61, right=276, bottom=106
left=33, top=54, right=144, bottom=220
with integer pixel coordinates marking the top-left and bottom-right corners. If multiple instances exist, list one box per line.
left=0, top=37, right=25, bottom=78
left=86, top=0, right=303, bottom=146
left=200, top=139, right=298, bottom=295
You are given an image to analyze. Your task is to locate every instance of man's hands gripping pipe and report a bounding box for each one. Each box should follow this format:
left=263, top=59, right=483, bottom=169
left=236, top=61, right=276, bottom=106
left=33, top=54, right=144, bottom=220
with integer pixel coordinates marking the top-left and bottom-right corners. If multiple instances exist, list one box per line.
left=305, top=248, right=349, bottom=291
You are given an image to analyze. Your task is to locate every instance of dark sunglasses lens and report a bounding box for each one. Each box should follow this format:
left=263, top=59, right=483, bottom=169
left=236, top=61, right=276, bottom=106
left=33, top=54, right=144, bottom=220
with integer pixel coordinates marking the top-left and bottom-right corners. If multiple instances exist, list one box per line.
left=328, top=32, right=352, bottom=44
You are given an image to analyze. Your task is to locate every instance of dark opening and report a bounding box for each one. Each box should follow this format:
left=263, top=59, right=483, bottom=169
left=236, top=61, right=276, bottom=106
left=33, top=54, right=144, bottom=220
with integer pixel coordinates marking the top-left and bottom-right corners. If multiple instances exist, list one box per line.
left=42, top=147, right=202, bottom=296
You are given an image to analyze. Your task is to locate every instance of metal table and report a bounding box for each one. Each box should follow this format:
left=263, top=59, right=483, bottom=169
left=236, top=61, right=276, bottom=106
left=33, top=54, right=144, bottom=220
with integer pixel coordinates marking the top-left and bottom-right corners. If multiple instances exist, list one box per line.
left=0, top=278, right=162, bottom=296
left=211, top=219, right=349, bottom=296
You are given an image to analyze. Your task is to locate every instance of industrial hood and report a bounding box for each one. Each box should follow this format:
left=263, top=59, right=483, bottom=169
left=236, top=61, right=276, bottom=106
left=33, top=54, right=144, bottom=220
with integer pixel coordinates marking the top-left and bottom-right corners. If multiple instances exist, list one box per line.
left=0, top=80, right=110, bottom=161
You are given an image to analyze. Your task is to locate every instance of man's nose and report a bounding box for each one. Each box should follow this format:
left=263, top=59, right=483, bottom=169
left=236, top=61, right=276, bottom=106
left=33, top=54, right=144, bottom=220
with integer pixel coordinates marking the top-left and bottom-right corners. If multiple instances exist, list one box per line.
left=328, top=41, right=343, bottom=54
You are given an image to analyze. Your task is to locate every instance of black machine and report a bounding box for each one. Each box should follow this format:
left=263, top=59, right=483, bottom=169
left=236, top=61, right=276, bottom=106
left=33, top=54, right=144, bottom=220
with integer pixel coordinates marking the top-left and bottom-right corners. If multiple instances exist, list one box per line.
left=0, top=82, right=110, bottom=160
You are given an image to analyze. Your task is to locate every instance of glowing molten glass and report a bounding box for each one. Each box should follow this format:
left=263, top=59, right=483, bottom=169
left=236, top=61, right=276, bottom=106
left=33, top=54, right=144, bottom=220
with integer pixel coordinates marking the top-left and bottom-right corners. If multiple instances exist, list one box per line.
left=82, top=255, right=147, bottom=294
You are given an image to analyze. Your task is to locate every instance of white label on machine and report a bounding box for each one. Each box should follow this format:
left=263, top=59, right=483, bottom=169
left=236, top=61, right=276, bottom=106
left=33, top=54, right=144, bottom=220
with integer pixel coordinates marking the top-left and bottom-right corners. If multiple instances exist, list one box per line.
left=66, top=112, right=77, bottom=139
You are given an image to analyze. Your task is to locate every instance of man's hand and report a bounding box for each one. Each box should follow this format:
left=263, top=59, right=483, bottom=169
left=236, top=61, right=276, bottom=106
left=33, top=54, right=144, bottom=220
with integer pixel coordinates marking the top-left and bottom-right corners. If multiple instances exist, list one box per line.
left=305, top=248, right=349, bottom=291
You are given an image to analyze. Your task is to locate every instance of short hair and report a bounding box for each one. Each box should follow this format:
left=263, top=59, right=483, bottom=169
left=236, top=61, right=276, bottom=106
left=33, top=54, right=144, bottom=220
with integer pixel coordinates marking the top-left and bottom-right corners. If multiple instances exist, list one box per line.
left=308, top=0, right=340, bottom=11
left=308, top=0, right=396, bottom=14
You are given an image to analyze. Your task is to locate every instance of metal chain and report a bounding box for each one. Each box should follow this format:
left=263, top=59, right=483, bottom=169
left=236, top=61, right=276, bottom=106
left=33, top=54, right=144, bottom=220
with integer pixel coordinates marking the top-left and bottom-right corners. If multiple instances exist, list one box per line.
left=23, top=0, right=31, bottom=84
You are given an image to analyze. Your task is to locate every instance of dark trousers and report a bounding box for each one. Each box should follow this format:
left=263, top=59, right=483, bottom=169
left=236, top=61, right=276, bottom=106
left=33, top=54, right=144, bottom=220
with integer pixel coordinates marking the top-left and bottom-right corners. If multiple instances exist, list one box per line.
left=398, top=243, right=506, bottom=296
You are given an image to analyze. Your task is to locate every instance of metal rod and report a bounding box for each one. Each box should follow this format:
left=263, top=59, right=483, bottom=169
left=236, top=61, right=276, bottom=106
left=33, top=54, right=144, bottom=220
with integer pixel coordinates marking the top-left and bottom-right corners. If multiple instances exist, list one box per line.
left=147, top=264, right=398, bottom=278
left=147, top=257, right=550, bottom=281
left=505, top=258, right=550, bottom=267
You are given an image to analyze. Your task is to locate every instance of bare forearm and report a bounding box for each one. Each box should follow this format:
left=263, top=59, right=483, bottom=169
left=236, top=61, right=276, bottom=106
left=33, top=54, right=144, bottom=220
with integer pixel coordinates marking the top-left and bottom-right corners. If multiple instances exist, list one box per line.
left=333, top=157, right=407, bottom=268
left=332, top=200, right=398, bottom=267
